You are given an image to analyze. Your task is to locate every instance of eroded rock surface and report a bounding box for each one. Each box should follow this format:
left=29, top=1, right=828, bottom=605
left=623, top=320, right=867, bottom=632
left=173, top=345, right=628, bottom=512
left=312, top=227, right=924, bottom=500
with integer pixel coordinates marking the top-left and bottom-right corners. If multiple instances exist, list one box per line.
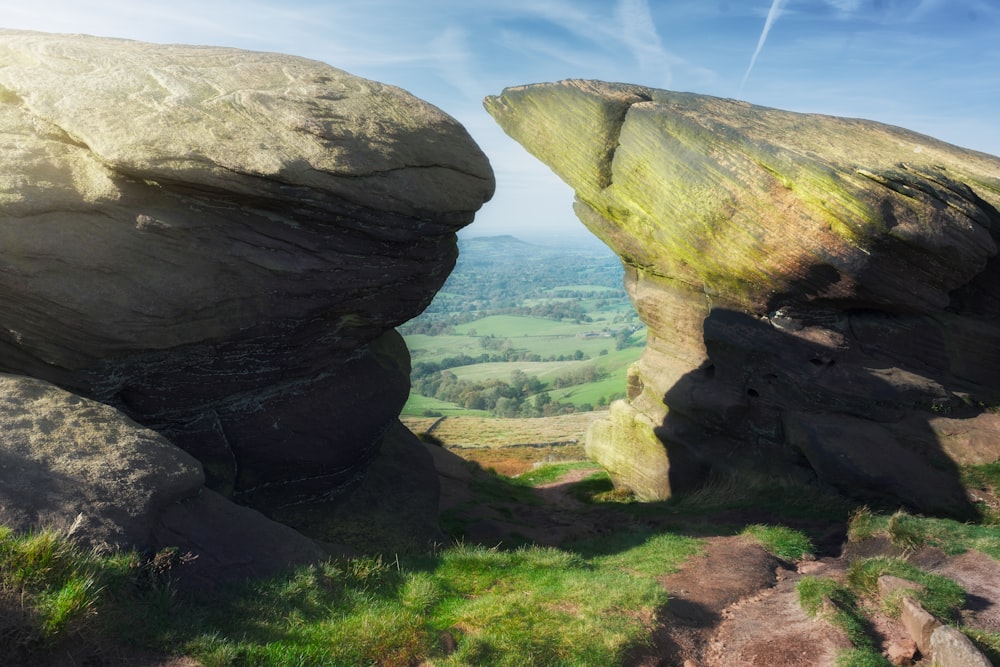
left=486, top=80, right=1000, bottom=516
left=0, top=30, right=494, bottom=513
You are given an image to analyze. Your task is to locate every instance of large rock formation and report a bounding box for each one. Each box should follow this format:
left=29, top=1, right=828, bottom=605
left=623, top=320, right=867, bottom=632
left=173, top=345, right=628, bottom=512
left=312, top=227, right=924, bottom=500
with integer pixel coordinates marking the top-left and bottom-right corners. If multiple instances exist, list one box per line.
left=0, top=30, right=494, bottom=517
left=486, top=80, right=1000, bottom=516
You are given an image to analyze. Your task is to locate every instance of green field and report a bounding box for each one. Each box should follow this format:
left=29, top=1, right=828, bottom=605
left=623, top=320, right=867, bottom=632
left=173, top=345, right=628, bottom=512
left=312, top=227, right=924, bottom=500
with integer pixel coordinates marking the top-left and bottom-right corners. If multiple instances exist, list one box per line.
left=403, top=336, right=642, bottom=416
left=448, top=360, right=579, bottom=383
left=548, top=375, right=630, bottom=406
left=401, top=237, right=644, bottom=418
left=404, top=334, right=484, bottom=363
left=454, top=315, right=601, bottom=337
left=446, top=347, right=640, bottom=386
left=401, top=393, right=492, bottom=418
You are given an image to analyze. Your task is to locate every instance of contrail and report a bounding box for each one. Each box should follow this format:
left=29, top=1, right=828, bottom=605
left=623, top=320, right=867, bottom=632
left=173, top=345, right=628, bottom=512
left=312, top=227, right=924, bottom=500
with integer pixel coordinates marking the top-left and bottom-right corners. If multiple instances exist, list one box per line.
left=740, top=0, right=788, bottom=92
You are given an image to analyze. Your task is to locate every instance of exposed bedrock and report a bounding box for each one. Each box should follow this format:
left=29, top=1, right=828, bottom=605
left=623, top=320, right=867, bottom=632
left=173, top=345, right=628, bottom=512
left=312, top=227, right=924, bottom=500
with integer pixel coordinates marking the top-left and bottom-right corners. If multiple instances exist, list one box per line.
left=0, top=30, right=494, bottom=515
left=486, top=80, right=1000, bottom=517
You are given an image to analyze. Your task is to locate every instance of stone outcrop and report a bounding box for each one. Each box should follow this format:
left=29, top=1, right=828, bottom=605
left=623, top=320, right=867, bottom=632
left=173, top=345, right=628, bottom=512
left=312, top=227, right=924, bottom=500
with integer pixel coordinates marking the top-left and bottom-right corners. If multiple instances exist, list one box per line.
left=0, top=30, right=494, bottom=516
left=0, top=373, right=327, bottom=583
left=486, top=80, right=1000, bottom=516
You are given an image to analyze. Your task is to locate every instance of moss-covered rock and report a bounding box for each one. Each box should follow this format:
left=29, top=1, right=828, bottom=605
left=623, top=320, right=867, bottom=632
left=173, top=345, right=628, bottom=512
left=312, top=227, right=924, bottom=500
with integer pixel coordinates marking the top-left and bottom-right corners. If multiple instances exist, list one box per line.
left=487, top=80, right=1000, bottom=516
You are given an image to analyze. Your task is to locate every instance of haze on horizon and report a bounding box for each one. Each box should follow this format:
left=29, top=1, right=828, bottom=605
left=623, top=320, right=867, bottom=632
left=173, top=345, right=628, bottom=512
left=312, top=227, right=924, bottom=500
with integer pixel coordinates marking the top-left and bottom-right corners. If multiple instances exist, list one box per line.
left=3, top=0, right=997, bottom=245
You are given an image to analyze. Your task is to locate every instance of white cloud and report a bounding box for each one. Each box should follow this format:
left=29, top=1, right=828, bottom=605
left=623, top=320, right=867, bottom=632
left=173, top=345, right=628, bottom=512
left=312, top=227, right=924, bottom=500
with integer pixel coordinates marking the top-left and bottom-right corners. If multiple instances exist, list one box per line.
left=496, top=28, right=613, bottom=73
left=741, top=0, right=788, bottom=91
left=615, top=0, right=675, bottom=87
left=428, top=26, right=484, bottom=101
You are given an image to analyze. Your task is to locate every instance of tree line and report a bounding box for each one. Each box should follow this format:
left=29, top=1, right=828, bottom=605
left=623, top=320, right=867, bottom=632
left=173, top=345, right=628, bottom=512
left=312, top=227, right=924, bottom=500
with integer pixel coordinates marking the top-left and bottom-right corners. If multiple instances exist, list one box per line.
left=412, top=366, right=622, bottom=418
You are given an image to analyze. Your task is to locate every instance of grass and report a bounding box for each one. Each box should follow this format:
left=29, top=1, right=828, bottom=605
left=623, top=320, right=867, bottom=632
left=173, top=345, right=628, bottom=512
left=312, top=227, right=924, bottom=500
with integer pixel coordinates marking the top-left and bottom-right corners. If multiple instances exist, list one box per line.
left=402, top=412, right=604, bottom=448
left=453, top=315, right=601, bottom=338
left=511, top=461, right=602, bottom=487
left=797, top=576, right=891, bottom=667
left=404, top=309, right=645, bottom=415
left=961, top=461, right=1000, bottom=523
left=548, top=374, right=631, bottom=407
left=847, top=507, right=1000, bottom=559
left=964, top=628, right=1000, bottom=665
left=401, top=392, right=492, bottom=417
left=573, top=467, right=854, bottom=521
left=841, top=506, right=1000, bottom=661
left=0, top=526, right=174, bottom=662
left=8, top=412, right=998, bottom=667
left=846, top=556, right=965, bottom=620
left=403, top=333, right=484, bottom=363
left=741, top=524, right=815, bottom=561
left=0, top=525, right=700, bottom=667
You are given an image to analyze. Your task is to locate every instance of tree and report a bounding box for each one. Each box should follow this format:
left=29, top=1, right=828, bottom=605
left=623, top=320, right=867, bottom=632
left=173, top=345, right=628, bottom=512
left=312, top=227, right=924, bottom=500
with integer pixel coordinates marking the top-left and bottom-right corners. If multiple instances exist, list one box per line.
left=495, top=397, right=521, bottom=417
left=533, top=392, right=552, bottom=411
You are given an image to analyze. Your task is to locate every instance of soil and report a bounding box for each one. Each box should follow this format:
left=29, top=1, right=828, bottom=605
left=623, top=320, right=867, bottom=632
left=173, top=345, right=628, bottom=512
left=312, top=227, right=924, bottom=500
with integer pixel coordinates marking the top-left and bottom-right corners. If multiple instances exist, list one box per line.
left=431, top=443, right=1000, bottom=667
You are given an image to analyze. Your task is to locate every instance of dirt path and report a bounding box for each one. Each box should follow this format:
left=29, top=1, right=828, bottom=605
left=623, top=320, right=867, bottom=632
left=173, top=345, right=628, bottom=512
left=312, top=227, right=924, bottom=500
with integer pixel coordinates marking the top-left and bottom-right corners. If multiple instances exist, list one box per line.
left=625, top=537, right=852, bottom=667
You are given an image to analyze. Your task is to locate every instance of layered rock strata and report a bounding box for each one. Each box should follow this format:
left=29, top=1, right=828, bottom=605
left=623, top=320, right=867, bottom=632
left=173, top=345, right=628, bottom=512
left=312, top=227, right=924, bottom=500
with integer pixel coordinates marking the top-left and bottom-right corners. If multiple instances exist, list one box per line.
left=0, top=30, right=494, bottom=512
left=486, top=80, right=1000, bottom=516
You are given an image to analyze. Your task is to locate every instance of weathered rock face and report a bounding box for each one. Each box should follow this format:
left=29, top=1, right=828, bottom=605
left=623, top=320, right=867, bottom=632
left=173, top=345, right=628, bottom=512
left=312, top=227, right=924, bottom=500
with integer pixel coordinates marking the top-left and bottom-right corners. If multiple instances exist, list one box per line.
left=0, top=30, right=494, bottom=511
left=0, top=373, right=328, bottom=583
left=486, top=80, right=1000, bottom=516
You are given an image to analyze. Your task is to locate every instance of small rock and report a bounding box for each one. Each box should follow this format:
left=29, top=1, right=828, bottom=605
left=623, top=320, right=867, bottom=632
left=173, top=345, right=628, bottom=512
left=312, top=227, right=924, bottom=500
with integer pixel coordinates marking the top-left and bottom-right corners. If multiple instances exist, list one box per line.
left=899, top=596, right=941, bottom=655
left=884, top=638, right=918, bottom=666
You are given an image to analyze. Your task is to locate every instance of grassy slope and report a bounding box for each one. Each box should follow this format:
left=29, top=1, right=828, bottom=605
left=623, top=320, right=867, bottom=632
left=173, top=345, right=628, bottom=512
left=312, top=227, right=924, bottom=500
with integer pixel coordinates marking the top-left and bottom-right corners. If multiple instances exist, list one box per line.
left=401, top=394, right=492, bottom=418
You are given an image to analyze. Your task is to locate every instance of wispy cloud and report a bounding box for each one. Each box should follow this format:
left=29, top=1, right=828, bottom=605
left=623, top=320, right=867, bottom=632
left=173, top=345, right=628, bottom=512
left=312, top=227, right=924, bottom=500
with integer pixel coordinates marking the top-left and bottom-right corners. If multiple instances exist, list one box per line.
left=496, top=28, right=612, bottom=72
left=428, top=26, right=483, bottom=100
left=615, top=0, right=675, bottom=86
left=740, top=0, right=788, bottom=92
left=824, top=0, right=863, bottom=14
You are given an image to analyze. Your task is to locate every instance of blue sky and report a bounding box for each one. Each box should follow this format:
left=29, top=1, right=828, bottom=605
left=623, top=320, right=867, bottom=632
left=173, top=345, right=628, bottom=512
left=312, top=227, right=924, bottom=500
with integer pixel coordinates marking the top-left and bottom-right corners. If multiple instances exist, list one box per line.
left=3, top=0, right=998, bottom=244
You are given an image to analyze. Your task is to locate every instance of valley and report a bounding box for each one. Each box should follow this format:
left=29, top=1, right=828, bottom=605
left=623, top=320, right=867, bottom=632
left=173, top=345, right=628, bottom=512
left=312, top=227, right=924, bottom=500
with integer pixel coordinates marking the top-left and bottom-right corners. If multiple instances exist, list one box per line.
left=400, top=235, right=645, bottom=418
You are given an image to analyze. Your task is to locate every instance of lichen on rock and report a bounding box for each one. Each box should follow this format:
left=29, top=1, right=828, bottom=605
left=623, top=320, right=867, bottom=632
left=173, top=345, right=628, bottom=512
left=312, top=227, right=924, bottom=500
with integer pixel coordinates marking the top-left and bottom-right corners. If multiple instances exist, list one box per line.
left=487, top=80, right=1000, bottom=516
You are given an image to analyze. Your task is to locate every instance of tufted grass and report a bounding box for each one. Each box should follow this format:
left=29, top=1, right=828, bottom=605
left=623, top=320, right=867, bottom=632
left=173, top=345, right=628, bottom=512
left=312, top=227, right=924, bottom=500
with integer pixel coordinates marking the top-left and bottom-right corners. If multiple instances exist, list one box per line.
left=154, top=537, right=696, bottom=666
left=741, top=524, right=815, bottom=561
left=846, top=556, right=966, bottom=621
left=847, top=506, right=1000, bottom=559
left=797, top=575, right=891, bottom=667
left=0, top=526, right=163, bottom=661
left=0, top=522, right=699, bottom=667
